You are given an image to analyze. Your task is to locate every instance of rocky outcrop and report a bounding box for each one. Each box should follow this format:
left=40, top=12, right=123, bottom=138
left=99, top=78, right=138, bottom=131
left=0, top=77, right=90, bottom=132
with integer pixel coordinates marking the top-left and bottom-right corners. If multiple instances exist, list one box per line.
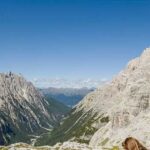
left=87, top=48, right=150, bottom=148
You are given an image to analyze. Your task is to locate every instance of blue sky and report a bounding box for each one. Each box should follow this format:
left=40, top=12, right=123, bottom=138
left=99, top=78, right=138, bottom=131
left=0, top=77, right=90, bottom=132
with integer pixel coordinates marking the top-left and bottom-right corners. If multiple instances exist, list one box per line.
left=0, top=0, right=150, bottom=81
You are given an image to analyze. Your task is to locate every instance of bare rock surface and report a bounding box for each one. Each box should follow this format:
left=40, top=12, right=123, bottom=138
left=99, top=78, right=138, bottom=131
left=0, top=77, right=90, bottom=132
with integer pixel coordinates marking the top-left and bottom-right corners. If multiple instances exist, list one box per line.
left=0, top=73, right=66, bottom=145
left=71, top=48, right=150, bottom=148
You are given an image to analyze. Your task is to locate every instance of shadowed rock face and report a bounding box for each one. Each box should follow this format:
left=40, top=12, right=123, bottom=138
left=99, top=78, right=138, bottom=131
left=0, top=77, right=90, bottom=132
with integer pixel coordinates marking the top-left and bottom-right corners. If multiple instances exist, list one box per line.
left=0, top=73, right=68, bottom=145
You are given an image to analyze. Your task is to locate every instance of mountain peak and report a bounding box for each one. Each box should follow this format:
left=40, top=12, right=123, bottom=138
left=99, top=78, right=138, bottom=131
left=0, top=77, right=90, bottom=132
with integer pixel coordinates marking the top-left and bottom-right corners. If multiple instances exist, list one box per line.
left=0, top=72, right=68, bottom=145
left=142, top=47, right=150, bottom=55
left=140, top=47, right=150, bottom=64
left=126, top=47, right=150, bottom=71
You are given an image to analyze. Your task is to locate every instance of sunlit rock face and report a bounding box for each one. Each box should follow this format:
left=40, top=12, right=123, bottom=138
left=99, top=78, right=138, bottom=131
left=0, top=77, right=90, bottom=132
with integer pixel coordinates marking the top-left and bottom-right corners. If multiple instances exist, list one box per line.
left=67, top=48, right=150, bottom=148
left=0, top=73, right=65, bottom=145
left=88, top=48, right=150, bottom=148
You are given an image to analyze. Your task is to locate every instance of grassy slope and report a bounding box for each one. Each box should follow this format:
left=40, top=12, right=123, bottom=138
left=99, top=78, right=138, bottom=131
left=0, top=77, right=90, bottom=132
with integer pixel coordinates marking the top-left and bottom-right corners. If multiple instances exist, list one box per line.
left=35, top=107, right=109, bottom=146
left=45, top=93, right=84, bottom=106
left=45, top=95, right=71, bottom=115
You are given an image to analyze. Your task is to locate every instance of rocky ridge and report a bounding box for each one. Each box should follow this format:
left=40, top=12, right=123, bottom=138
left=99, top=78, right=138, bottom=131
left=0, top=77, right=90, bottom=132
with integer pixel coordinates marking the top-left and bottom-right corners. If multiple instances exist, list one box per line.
left=0, top=73, right=68, bottom=145
left=77, top=48, right=150, bottom=148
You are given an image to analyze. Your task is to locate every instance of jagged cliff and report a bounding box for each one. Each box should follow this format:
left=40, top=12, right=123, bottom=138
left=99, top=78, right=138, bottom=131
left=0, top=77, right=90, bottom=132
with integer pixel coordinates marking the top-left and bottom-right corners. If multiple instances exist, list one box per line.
left=0, top=73, right=69, bottom=145
left=88, top=48, right=150, bottom=148
left=36, top=48, right=150, bottom=149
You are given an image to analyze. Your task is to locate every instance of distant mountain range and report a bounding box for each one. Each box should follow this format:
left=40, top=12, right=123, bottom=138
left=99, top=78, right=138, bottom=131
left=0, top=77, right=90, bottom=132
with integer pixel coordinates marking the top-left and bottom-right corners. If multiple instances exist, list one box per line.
left=39, top=87, right=94, bottom=107
left=0, top=73, right=70, bottom=145
left=33, top=78, right=107, bottom=89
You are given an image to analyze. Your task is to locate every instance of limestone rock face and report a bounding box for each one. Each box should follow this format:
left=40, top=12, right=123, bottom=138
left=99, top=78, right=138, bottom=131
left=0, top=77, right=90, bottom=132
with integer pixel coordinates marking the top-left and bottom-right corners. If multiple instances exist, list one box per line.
left=72, top=48, right=150, bottom=148
left=0, top=73, right=65, bottom=145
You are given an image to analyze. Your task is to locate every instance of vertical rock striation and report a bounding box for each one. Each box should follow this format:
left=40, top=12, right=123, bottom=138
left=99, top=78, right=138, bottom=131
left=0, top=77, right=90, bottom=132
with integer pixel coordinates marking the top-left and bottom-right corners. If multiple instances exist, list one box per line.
left=0, top=73, right=67, bottom=145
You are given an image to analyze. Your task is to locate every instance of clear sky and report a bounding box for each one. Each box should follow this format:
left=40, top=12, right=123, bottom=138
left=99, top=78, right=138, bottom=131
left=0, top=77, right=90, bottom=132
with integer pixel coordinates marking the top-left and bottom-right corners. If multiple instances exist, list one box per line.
left=0, top=0, right=150, bottom=81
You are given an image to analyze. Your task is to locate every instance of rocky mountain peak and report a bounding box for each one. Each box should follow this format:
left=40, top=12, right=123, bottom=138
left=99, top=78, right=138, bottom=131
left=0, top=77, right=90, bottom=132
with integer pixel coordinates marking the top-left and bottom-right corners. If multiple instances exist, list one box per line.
left=141, top=47, right=150, bottom=58
left=139, top=48, right=150, bottom=68
left=126, top=48, right=150, bottom=71
left=0, top=72, right=46, bottom=111
left=0, top=72, right=68, bottom=145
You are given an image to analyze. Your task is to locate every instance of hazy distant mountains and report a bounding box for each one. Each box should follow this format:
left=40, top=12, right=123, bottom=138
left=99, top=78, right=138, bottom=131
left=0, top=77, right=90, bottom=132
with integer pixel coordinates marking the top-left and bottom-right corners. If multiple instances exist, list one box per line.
left=33, top=78, right=107, bottom=89
left=39, top=87, right=94, bottom=107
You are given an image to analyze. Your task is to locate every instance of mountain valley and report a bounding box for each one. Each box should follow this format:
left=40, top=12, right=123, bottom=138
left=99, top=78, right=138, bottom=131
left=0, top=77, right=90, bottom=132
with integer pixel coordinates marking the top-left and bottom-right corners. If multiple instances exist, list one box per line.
left=1, top=48, right=150, bottom=149
left=35, top=48, right=150, bottom=149
left=40, top=87, right=94, bottom=107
